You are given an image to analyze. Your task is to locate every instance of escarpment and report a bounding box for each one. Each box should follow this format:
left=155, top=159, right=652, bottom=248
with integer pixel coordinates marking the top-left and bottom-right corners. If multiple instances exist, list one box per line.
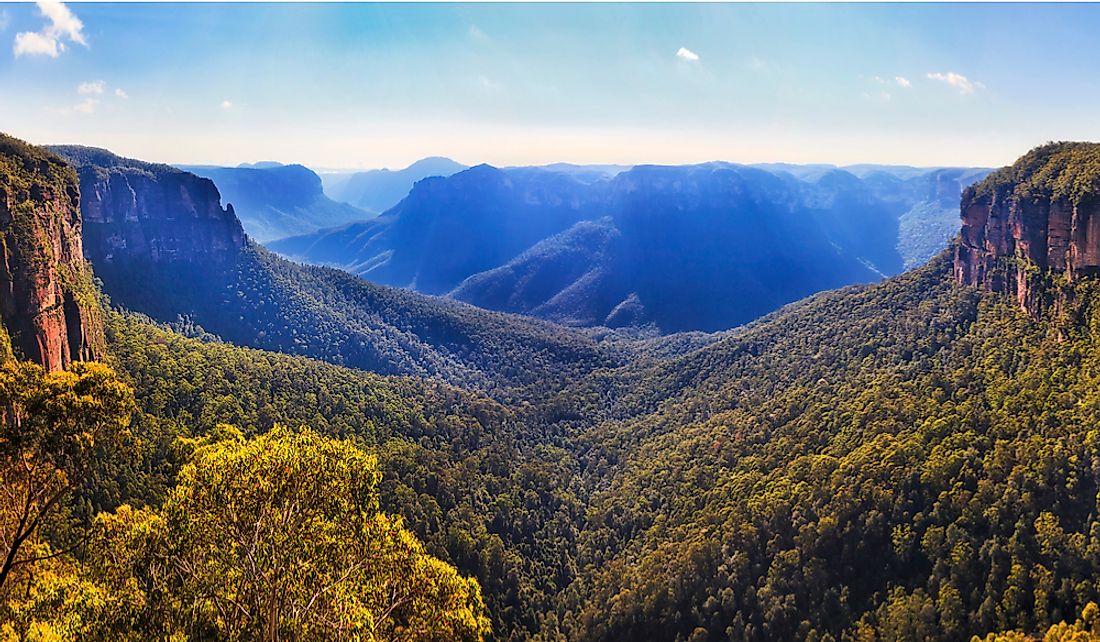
left=51, top=145, right=245, bottom=267
left=50, top=146, right=246, bottom=319
left=0, top=134, right=104, bottom=371
left=955, top=142, right=1100, bottom=316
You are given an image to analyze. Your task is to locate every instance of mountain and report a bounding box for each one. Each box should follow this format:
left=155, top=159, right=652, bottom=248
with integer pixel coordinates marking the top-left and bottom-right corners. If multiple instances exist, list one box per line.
left=0, top=135, right=567, bottom=640
left=956, top=142, right=1100, bottom=315
left=275, top=162, right=986, bottom=332
left=57, top=147, right=621, bottom=397
left=275, top=164, right=603, bottom=295
left=10, top=132, right=1100, bottom=641
left=448, top=217, right=629, bottom=327
left=0, top=135, right=104, bottom=370
left=324, top=156, right=467, bottom=213
left=507, top=162, right=629, bottom=184
left=179, top=163, right=371, bottom=242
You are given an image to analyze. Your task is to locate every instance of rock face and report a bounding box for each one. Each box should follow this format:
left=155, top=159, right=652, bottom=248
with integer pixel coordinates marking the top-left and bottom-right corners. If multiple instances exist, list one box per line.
left=954, top=142, right=1100, bottom=315
left=0, top=134, right=104, bottom=371
left=51, top=146, right=245, bottom=269
left=180, top=163, right=370, bottom=243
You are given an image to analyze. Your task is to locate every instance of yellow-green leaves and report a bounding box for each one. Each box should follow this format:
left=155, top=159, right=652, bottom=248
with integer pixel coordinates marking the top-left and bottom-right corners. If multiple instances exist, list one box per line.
left=94, top=426, right=491, bottom=641
left=0, top=361, right=135, bottom=596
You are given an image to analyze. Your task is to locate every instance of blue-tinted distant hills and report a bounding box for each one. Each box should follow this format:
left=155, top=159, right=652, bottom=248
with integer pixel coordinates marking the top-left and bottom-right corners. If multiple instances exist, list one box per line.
left=180, top=163, right=371, bottom=243
left=270, top=161, right=990, bottom=333
left=323, top=157, right=468, bottom=214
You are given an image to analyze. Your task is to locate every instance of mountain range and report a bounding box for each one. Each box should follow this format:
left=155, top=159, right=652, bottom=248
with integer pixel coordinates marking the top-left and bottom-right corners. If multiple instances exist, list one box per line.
left=8, top=131, right=1100, bottom=642
left=272, top=162, right=987, bottom=332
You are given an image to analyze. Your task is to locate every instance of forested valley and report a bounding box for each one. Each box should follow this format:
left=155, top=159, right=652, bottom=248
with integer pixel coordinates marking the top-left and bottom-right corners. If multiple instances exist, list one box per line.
left=7, top=133, right=1100, bottom=642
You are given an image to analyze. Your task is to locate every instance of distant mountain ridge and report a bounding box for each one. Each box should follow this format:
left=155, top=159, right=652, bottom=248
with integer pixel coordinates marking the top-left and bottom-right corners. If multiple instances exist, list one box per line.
left=180, top=163, right=370, bottom=242
left=272, top=161, right=989, bottom=332
left=323, top=157, right=468, bottom=214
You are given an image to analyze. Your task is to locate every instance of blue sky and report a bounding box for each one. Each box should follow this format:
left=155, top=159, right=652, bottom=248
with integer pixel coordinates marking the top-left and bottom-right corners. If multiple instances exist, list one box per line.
left=2, top=2, right=1100, bottom=170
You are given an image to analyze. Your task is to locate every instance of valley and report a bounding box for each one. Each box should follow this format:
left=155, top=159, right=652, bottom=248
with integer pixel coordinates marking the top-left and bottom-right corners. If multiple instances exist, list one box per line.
left=5, top=132, right=1100, bottom=642
left=9, top=2, right=1100, bottom=640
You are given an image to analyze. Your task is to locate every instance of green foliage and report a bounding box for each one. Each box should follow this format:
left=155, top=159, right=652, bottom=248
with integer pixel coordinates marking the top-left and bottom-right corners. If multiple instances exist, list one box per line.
left=87, top=426, right=491, bottom=641
left=97, top=252, right=1100, bottom=641
left=93, top=242, right=618, bottom=401
left=975, top=602, right=1100, bottom=641
left=969, top=142, right=1100, bottom=206
left=0, top=133, right=79, bottom=198
left=102, top=311, right=583, bottom=640
left=0, top=361, right=135, bottom=597
left=540, top=254, right=1100, bottom=641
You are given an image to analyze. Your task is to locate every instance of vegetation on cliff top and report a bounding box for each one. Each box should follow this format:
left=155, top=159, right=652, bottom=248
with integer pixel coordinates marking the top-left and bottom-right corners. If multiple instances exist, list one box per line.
left=0, top=134, right=79, bottom=196
left=969, top=142, right=1100, bottom=206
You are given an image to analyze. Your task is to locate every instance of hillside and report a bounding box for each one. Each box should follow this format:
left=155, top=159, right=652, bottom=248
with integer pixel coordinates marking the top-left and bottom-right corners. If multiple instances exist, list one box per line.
left=106, top=227, right=1100, bottom=641
left=100, top=311, right=579, bottom=640
left=0, top=137, right=498, bottom=641
left=540, top=145, right=1100, bottom=641
left=55, top=146, right=623, bottom=398
left=273, top=162, right=986, bottom=332
left=181, top=163, right=372, bottom=242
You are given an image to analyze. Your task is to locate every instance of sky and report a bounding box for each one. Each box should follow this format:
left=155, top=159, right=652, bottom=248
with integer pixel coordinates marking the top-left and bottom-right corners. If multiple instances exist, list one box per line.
left=2, top=2, right=1100, bottom=170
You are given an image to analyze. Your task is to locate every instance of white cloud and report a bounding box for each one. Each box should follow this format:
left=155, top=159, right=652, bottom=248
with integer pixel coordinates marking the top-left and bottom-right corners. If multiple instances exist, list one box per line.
left=221, top=100, right=234, bottom=110
left=871, top=75, right=911, bottom=89
left=748, top=56, right=767, bottom=71
left=926, top=71, right=983, bottom=95
left=676, top=47, right=699, bottom=62
left=14, top=31, right=58, bottom=57
left=78, top=80, right=105, bottom=95
left=73, top=98, right=98, bottom=113
left=115, top=88, right=128, bottom=99
left=13, top=2, right=87, bottom=58
left=38, top=2, right=84, bottom=45
left=0, top=10, right=10, bottom=32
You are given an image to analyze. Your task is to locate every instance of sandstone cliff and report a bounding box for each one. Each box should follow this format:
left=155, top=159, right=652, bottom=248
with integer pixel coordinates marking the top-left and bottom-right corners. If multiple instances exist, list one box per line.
left=0, top=134, right=104, bottom=370
left=51, top=146, right=245, bottom=268
left=955, top=142, right=1100, bottom=316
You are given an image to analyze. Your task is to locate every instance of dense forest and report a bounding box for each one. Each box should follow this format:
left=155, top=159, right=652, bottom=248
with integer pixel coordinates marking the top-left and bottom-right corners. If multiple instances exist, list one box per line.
left=9, top=133, right=1100, bottom=641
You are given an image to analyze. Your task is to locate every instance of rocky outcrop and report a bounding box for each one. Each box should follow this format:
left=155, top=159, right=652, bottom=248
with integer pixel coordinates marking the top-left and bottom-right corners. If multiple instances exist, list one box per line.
left=180, top=163, right=370, bottom=243
left=0, top=134, right=104, bottom=371
left=51, top=146, right=245, bottom=268
left=954, top=142, right=1100, bottom=316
